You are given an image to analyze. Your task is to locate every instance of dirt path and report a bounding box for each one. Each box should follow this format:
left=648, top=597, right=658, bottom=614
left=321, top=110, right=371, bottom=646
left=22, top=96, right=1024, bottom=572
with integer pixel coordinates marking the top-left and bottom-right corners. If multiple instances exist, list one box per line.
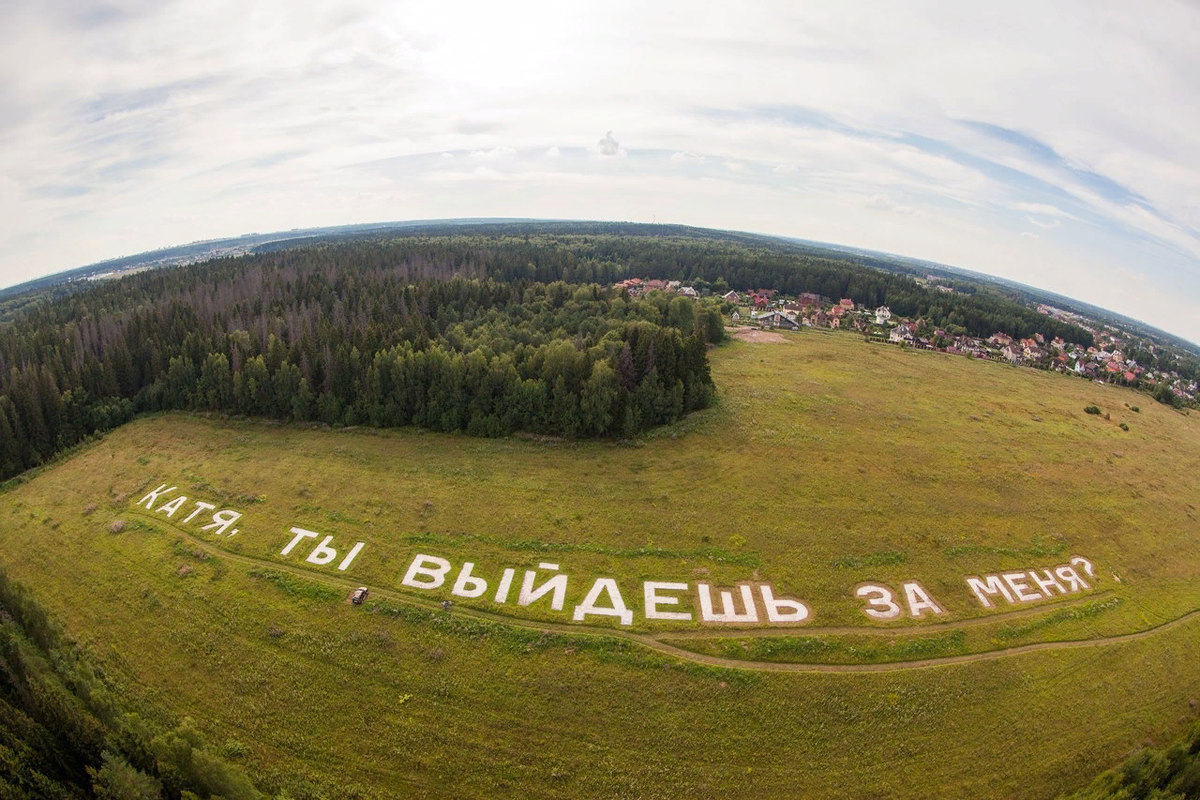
left=140, top=512, right=1200, bottom=674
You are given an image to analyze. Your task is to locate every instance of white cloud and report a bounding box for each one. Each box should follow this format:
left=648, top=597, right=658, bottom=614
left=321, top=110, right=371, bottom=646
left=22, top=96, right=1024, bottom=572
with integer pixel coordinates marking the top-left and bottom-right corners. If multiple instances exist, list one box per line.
left=593, top=130, right=625, bottom=157
left=2, top=0, right=1199, bottom=342
left=1011, top=202, right=1073, bottom=218
left=865, top=193, right=913, bottom=215
left=470, top=147, right=516, bottom=160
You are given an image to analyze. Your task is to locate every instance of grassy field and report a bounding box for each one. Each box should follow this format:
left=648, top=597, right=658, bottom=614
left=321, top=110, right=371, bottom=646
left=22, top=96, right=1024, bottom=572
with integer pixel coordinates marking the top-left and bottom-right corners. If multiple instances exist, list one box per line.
left=2, top=330, right=1199, bottom=798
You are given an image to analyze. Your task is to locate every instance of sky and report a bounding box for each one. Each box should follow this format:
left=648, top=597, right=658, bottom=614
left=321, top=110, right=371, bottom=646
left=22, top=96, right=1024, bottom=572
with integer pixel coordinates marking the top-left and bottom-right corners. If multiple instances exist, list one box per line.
left=2, top=1, right=1199, bottom=344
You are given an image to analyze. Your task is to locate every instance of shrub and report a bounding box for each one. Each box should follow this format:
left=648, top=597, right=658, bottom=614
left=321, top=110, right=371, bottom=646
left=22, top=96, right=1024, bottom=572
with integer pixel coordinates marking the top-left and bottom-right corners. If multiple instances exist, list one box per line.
left=1131, top=406, right=1140, bottom=412
left=1119, top=423, right=1129, bottom=431
left=1084, top=405, right=1101, bottom=415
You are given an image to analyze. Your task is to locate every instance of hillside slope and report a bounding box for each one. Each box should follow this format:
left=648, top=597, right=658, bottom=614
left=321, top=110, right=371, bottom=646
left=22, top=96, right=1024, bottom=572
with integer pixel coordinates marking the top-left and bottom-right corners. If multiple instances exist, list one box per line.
left=2, top=332, right=1198, bottom=798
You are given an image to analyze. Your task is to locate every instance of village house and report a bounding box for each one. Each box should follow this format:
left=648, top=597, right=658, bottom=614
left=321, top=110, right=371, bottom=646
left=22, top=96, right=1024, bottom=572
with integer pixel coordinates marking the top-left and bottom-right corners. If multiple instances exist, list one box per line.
left=875, top=306, right=892, bottom=324
left=798, top=292, right=823, bottom=308
left=889, top=322, right=916, bottom=343
left=1002, top=344, right=1023, bottom=363
left=754, top=310, right=800, bottom=330
left=989, top=333, right=1014, bottom=347
left=722, top=290, right=740, bottom=303
left=839, top=298, right=855, bottom=310
left=614, top=278, right=644, bottom=296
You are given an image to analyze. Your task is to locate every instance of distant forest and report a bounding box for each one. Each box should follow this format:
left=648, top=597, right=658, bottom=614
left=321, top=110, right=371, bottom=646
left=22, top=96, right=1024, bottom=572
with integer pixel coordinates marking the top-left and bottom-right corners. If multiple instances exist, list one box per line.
left=0, top=232, right=1096, bottom=482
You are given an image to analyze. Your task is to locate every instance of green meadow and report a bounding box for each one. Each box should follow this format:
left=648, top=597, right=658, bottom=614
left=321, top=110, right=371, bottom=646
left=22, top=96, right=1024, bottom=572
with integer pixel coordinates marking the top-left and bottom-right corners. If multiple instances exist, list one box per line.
left=3, top=330, right=1200, bottom=798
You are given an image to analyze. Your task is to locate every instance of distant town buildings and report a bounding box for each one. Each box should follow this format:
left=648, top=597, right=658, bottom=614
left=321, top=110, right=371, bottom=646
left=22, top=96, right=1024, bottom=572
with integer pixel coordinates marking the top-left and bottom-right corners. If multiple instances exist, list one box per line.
left=612, top=276, right=1196, bottom=405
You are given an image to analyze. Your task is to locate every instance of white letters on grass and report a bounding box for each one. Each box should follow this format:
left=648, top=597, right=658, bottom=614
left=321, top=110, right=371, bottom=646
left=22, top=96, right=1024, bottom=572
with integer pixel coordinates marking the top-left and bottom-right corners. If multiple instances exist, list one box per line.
left=280, top=527, right=367, bottom=573
left=139, top=483, right=241, bottom=537
left=392, top=552, right=1104, bottom=629
left=965, top=557, right=1093, bottom=608
left=856, top=583, right=944, bottom=619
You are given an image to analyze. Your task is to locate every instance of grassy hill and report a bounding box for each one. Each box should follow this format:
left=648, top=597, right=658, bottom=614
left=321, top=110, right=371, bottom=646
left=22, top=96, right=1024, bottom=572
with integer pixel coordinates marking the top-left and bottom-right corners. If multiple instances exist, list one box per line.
left=2, top=330, right=1199, bottom=798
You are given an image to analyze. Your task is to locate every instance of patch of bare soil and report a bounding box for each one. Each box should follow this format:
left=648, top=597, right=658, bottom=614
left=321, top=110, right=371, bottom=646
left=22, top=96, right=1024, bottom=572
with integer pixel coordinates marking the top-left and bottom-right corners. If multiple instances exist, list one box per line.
left=729, top=326, right=787, bottom=343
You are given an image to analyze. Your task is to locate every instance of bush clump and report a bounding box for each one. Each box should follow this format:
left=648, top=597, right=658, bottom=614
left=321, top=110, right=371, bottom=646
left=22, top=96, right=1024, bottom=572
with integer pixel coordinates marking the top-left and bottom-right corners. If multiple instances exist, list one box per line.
left=1119, top=422, right=1129, bottom=431
left=1084, top=405, right=1101, bottom=415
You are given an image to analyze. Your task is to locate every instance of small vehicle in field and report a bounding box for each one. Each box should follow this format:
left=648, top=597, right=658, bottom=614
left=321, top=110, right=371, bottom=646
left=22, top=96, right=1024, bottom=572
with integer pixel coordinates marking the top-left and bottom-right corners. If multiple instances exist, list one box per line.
left=351, top=587, right=369, bottom=605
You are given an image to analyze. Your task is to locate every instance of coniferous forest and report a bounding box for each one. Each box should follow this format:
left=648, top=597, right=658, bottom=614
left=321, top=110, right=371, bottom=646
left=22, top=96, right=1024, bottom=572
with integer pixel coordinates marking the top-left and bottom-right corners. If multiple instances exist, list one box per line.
left=0, top=231, right=1097, bottom=483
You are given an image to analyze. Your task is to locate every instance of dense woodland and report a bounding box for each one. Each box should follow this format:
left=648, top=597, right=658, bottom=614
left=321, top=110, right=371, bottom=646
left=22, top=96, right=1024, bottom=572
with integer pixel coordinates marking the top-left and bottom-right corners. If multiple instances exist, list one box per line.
left=0, top=232, right=1096, bottom=483
left=1061, top=722, right=1200, bottom=799
left=0, top=568, right=264, bottom=798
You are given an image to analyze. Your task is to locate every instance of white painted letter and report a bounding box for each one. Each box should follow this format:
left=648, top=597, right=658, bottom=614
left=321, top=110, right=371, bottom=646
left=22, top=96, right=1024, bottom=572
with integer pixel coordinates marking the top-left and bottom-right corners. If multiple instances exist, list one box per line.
left=1056, top=565, right=1089, bottom=592
left=139, top=484, right=175, bottom=509
left=643, top=582, right=692, bottom=621
left=760, top=585, right=809, bottom=624
left=156, top=495, right=188, bottom=517
left=281, top=527, right=318, bottom=555
left=966, top=575, right=1014, bottom=608
left=518, top=567, right=567, bottom=611
left=903, top=582, right=944, bottom=617
left=200, top=509, right=242, bottom=536
left=182, top=501, right=215, bottom=524
left=1002, top=572, right=1042, bottom=603
left=574, top=578, right=633, bottom=625
left=452, top=562, right=488, bottom=598
left=401, top=554, right=451, bottom=589
left=1070, top=556, right=1095, bottom=577
left=1030, top=569, right=1065, bottom=597
left=306, top=535, right=338, bottom=565
left=856, top=584, right=901, bottom=619
left=495, top=568, right=515, bottom=603
left=338, top=542, right=365, bottom=571
left=697, top=584, right=759, bottom=623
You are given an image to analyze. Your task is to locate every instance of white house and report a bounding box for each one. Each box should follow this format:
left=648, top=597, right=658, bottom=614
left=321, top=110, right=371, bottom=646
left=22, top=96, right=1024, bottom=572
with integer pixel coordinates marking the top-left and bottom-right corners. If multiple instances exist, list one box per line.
left=753, top=310, right=800, bottom=330
left=875, top=306, right=892, bottom=324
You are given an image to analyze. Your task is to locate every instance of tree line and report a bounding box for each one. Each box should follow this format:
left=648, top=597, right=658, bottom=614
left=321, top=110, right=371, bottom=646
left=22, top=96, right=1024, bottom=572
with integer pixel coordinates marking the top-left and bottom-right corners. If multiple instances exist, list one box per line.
left=0, top=242, right=727, bottom=480
left=0, top=232, right=1096, bottom=483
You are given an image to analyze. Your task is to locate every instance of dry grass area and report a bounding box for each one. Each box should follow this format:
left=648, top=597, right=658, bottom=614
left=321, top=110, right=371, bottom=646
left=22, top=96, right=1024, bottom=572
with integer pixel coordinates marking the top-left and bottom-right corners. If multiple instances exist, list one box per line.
left=2, top=329, right=1200, bottom=798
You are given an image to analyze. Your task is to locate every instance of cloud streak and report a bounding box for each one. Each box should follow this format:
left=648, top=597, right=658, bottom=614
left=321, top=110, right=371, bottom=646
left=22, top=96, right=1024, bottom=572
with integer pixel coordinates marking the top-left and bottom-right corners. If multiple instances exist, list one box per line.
left=0, top=0, right=1198, bottom=343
